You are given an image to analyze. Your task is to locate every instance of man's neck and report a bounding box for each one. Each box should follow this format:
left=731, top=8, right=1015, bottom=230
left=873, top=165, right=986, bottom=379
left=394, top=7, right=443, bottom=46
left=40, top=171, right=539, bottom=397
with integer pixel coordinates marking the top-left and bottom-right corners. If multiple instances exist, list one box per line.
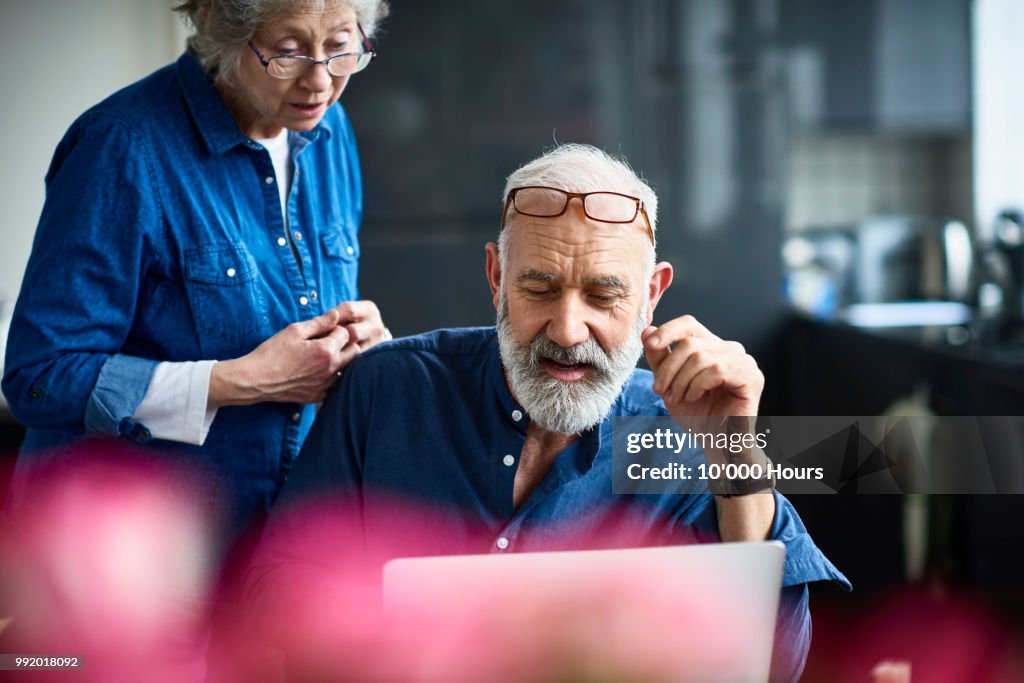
left=513, top=422, right=578, bottom=511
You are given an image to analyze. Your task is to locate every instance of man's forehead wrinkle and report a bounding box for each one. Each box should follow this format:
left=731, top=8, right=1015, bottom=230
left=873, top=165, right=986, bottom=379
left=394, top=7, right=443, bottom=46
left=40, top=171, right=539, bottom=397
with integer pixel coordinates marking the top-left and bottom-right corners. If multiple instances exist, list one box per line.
left=527, top=253, right=630, bottom=283
left=511, top=216, right=640, bottom=245
left=516, top=235, right=638, bottom=268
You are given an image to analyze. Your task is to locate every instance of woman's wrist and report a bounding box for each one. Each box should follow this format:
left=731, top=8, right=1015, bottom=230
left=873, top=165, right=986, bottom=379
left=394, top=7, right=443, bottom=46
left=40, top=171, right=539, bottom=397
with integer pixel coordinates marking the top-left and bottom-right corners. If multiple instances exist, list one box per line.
left=208, top=357, right=261, bottom=409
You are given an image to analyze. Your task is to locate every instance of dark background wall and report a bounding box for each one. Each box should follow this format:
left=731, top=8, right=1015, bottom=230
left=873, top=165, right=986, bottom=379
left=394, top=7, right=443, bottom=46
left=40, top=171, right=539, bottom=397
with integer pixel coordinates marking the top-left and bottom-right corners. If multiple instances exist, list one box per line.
left=346, top=0, right=787, bottom=370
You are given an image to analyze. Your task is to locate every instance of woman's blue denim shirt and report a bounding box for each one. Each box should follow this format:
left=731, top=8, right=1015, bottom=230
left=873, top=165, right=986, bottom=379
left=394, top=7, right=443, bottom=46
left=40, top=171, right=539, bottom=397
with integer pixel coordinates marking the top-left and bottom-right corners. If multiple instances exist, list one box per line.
left=2, top=52, right=364, bottom=539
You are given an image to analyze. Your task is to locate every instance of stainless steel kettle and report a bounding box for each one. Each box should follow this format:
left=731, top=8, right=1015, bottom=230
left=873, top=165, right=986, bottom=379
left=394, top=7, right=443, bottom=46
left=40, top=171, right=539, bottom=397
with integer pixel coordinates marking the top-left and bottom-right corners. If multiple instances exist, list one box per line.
left=854, top=215, right=974, bottom=304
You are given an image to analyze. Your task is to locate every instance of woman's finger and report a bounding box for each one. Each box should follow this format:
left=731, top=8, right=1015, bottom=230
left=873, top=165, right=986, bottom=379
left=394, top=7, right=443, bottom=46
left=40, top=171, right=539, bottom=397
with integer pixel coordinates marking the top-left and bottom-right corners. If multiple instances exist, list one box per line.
left=333, top=300, right=381, bottom=325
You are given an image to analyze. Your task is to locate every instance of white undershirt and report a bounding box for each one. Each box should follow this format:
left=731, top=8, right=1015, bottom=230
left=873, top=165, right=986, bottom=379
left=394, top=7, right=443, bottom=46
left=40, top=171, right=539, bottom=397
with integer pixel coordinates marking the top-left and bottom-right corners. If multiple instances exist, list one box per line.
left=129, top=129, right=293, bottom=446
left=256, top=128, right=292, bottom=223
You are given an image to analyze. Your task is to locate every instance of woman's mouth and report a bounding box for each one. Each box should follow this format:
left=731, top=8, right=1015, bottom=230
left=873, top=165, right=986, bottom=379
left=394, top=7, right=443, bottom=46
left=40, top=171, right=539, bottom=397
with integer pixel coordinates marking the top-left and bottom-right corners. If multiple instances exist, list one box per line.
left=539, top=358, right=592, bottom=382
left=290, top=102, right=327, bottom=117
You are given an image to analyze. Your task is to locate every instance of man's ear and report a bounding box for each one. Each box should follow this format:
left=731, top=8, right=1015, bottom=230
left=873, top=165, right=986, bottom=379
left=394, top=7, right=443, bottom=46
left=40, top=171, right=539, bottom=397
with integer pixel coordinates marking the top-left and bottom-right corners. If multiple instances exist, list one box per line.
left=646, top=262, right=674, bottom=325
left=485, top=242, right=502, bottom=311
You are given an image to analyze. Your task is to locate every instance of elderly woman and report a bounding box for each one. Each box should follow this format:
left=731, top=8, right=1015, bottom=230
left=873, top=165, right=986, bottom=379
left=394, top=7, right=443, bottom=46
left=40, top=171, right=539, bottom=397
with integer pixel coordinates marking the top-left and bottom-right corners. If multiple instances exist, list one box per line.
left=1, top=0, right=391, bottom=546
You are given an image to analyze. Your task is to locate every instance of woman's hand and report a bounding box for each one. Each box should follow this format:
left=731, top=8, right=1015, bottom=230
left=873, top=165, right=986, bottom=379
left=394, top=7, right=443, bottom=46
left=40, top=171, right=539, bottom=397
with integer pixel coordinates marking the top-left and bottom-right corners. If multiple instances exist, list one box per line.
left=209, top=309, right=359, bottom=408
left=333, top=300, right=391, bottom=351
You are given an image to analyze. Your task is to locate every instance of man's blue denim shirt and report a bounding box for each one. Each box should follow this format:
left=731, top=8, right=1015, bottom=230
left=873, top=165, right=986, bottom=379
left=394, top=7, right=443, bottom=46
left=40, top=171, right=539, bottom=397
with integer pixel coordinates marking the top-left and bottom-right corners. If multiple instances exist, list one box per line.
left=270, top=327, right=851, bottom=682
left=2, top=52, right=363, bottom=539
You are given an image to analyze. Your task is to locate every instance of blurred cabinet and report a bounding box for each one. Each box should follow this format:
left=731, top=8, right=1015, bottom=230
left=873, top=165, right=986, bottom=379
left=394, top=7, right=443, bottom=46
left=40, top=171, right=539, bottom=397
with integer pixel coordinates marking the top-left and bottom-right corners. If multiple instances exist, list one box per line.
left=780, top=316, right=1024, bottom=595
left=781, top=0, right=971, bottom=131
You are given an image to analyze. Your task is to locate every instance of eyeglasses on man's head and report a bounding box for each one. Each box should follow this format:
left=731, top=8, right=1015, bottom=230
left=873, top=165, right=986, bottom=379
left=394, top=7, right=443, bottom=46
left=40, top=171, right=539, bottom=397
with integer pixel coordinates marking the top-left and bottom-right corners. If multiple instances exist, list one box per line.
left=501, top=186, right=654, bottom=244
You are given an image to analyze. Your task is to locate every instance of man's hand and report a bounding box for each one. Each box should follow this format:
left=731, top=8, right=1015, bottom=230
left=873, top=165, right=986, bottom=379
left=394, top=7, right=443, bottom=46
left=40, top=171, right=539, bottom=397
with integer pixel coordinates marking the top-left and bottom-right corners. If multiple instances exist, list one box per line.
left=642, top=315, right=764, bottom=418
left=643, top=315, right=774, bottom=541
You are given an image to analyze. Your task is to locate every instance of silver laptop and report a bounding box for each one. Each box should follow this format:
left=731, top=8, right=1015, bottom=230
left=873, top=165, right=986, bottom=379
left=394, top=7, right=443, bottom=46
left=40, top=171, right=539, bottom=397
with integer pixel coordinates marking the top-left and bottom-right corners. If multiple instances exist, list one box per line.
left=383, top=541, right=785, bottom=682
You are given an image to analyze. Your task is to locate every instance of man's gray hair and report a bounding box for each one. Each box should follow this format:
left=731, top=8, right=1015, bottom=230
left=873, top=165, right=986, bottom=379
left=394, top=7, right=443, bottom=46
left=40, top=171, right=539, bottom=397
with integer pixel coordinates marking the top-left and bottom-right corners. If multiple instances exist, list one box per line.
left=173, top=0, right=390, bottom=83
left=498, top=143, right=658, bottom=277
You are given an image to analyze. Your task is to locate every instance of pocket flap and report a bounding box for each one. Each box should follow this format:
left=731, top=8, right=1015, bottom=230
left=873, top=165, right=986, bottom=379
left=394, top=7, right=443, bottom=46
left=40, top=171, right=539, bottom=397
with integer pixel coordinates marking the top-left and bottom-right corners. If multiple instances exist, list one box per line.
left=185, top=243, right=257, bottom=285
left=321, top=229, right=359, bottom=262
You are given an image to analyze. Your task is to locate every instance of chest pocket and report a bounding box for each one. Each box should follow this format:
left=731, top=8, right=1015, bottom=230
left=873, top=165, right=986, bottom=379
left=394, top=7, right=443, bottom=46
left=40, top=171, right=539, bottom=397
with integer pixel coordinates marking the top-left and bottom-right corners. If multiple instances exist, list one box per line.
left=184, top=242, right=269, bottom=354
left=319, top=227, right=360, bottom=301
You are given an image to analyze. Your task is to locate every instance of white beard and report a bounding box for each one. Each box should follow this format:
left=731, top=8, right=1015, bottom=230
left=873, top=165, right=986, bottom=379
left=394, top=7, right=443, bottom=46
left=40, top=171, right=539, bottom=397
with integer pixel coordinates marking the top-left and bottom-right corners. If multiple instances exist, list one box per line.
left=496, top=297, right=647, bottom=434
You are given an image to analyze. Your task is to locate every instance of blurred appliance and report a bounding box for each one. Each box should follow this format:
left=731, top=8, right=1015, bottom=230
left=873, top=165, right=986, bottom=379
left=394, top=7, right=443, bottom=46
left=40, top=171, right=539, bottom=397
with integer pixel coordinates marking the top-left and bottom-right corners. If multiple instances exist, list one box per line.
left=854, top=215, right=974, bottom=304
left=973, top=209, right=1024, bottom=343
left=782, top=228, right=857, bottom=316
left=992, top=209, right=1024, bottom=323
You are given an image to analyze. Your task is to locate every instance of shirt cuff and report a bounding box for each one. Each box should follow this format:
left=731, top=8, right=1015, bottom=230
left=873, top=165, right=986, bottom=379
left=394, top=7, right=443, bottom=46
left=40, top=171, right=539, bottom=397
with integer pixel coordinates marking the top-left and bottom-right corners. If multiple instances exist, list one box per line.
left=131, top=360, right=219, bottom=446
left=84, top=354, right=159, bottom=437
left=771, top=490, right=852, bottom=591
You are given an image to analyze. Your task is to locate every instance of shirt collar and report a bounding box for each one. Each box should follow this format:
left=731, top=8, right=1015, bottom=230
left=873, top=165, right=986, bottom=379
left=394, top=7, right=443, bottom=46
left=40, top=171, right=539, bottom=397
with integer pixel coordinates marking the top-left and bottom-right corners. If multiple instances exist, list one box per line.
left=175, top=51, right=333, bottom=156
left=484, top=330, right=529, bottom=436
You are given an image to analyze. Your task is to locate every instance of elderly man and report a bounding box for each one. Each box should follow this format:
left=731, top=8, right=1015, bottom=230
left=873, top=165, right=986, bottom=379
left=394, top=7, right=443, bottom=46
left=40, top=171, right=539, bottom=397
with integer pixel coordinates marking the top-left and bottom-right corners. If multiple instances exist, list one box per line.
left=253, top=144, right=847, bottom=681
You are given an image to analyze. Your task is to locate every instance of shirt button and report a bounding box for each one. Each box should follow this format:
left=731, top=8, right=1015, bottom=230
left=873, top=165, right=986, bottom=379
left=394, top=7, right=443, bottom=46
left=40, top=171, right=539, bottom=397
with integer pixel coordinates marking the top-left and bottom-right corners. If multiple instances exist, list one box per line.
left=496, top=537, right=509, bottom=550
left=346, top=246, right=354, bottom=256
left=502, top=454, right=515, bottom=467
left=298, top=296, right=309, bottom=306
left=265, top=176, right=274, bottom=184
left=30, top=390, right=42, bottom=400
left=310, top=290, right=318, bottom=300
left=511, top=409, right=523, bottom=422
left=277, top=237, right=287, bottom=247
left=292, top=412, right=301, bottom=422
left=226, top=267, right=236, bottom=278
left=293, top=231, right=303, bottom=241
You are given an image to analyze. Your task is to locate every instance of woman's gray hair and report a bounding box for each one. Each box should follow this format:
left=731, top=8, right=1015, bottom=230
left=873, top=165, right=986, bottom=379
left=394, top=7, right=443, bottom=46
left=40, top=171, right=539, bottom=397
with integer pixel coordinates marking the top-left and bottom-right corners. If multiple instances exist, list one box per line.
left=498, top=143, right=659, bottom=274
left=174, top=0, right=390, bottom=83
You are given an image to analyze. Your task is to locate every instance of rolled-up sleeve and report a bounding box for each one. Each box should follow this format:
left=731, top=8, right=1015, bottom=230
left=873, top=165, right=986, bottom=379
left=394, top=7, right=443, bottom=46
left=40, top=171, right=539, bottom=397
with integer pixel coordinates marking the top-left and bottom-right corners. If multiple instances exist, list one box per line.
left=2, top=114, right=161, bottom=434
left=83, top=354, right=158, bottom=438
left=771, top=491, right=851, bottom=589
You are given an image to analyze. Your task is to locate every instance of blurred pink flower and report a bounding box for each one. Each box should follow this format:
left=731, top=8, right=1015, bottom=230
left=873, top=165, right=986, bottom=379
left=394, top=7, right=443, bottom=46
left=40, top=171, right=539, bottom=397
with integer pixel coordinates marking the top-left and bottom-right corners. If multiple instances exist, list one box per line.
left=0, top=448, right=215, bottom=682
left=237, top=496, right=742, bottom=683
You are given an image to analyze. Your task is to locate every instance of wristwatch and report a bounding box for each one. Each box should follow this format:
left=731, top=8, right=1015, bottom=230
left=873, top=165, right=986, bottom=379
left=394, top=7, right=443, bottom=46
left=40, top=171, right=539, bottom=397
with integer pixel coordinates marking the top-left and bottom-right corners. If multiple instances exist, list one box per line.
left=706, top=458, right=776, bottom=497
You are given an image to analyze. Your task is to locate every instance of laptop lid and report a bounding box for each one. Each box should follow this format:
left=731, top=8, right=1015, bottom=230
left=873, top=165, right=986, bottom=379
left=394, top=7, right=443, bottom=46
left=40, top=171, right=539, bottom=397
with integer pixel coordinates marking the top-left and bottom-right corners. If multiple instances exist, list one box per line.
left=382, top=541, right=785, bottom=683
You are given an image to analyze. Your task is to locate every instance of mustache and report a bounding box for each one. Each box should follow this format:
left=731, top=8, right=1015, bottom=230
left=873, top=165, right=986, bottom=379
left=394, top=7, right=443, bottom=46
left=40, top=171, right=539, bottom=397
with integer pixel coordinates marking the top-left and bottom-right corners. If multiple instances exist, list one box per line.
left=528, top=333, right=613, bottom=374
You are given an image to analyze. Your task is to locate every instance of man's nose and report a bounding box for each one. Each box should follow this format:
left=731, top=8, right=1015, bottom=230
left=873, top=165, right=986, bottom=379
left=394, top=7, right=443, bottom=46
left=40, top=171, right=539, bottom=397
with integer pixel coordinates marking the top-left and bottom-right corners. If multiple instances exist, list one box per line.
left=545, top=295, right=591, bottom=348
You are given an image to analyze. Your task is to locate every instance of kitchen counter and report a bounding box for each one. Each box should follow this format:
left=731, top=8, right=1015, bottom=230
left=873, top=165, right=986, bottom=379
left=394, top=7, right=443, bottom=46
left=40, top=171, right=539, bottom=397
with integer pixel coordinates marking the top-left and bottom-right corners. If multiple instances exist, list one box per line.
left=781, top=313, right=1024, bottom=415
